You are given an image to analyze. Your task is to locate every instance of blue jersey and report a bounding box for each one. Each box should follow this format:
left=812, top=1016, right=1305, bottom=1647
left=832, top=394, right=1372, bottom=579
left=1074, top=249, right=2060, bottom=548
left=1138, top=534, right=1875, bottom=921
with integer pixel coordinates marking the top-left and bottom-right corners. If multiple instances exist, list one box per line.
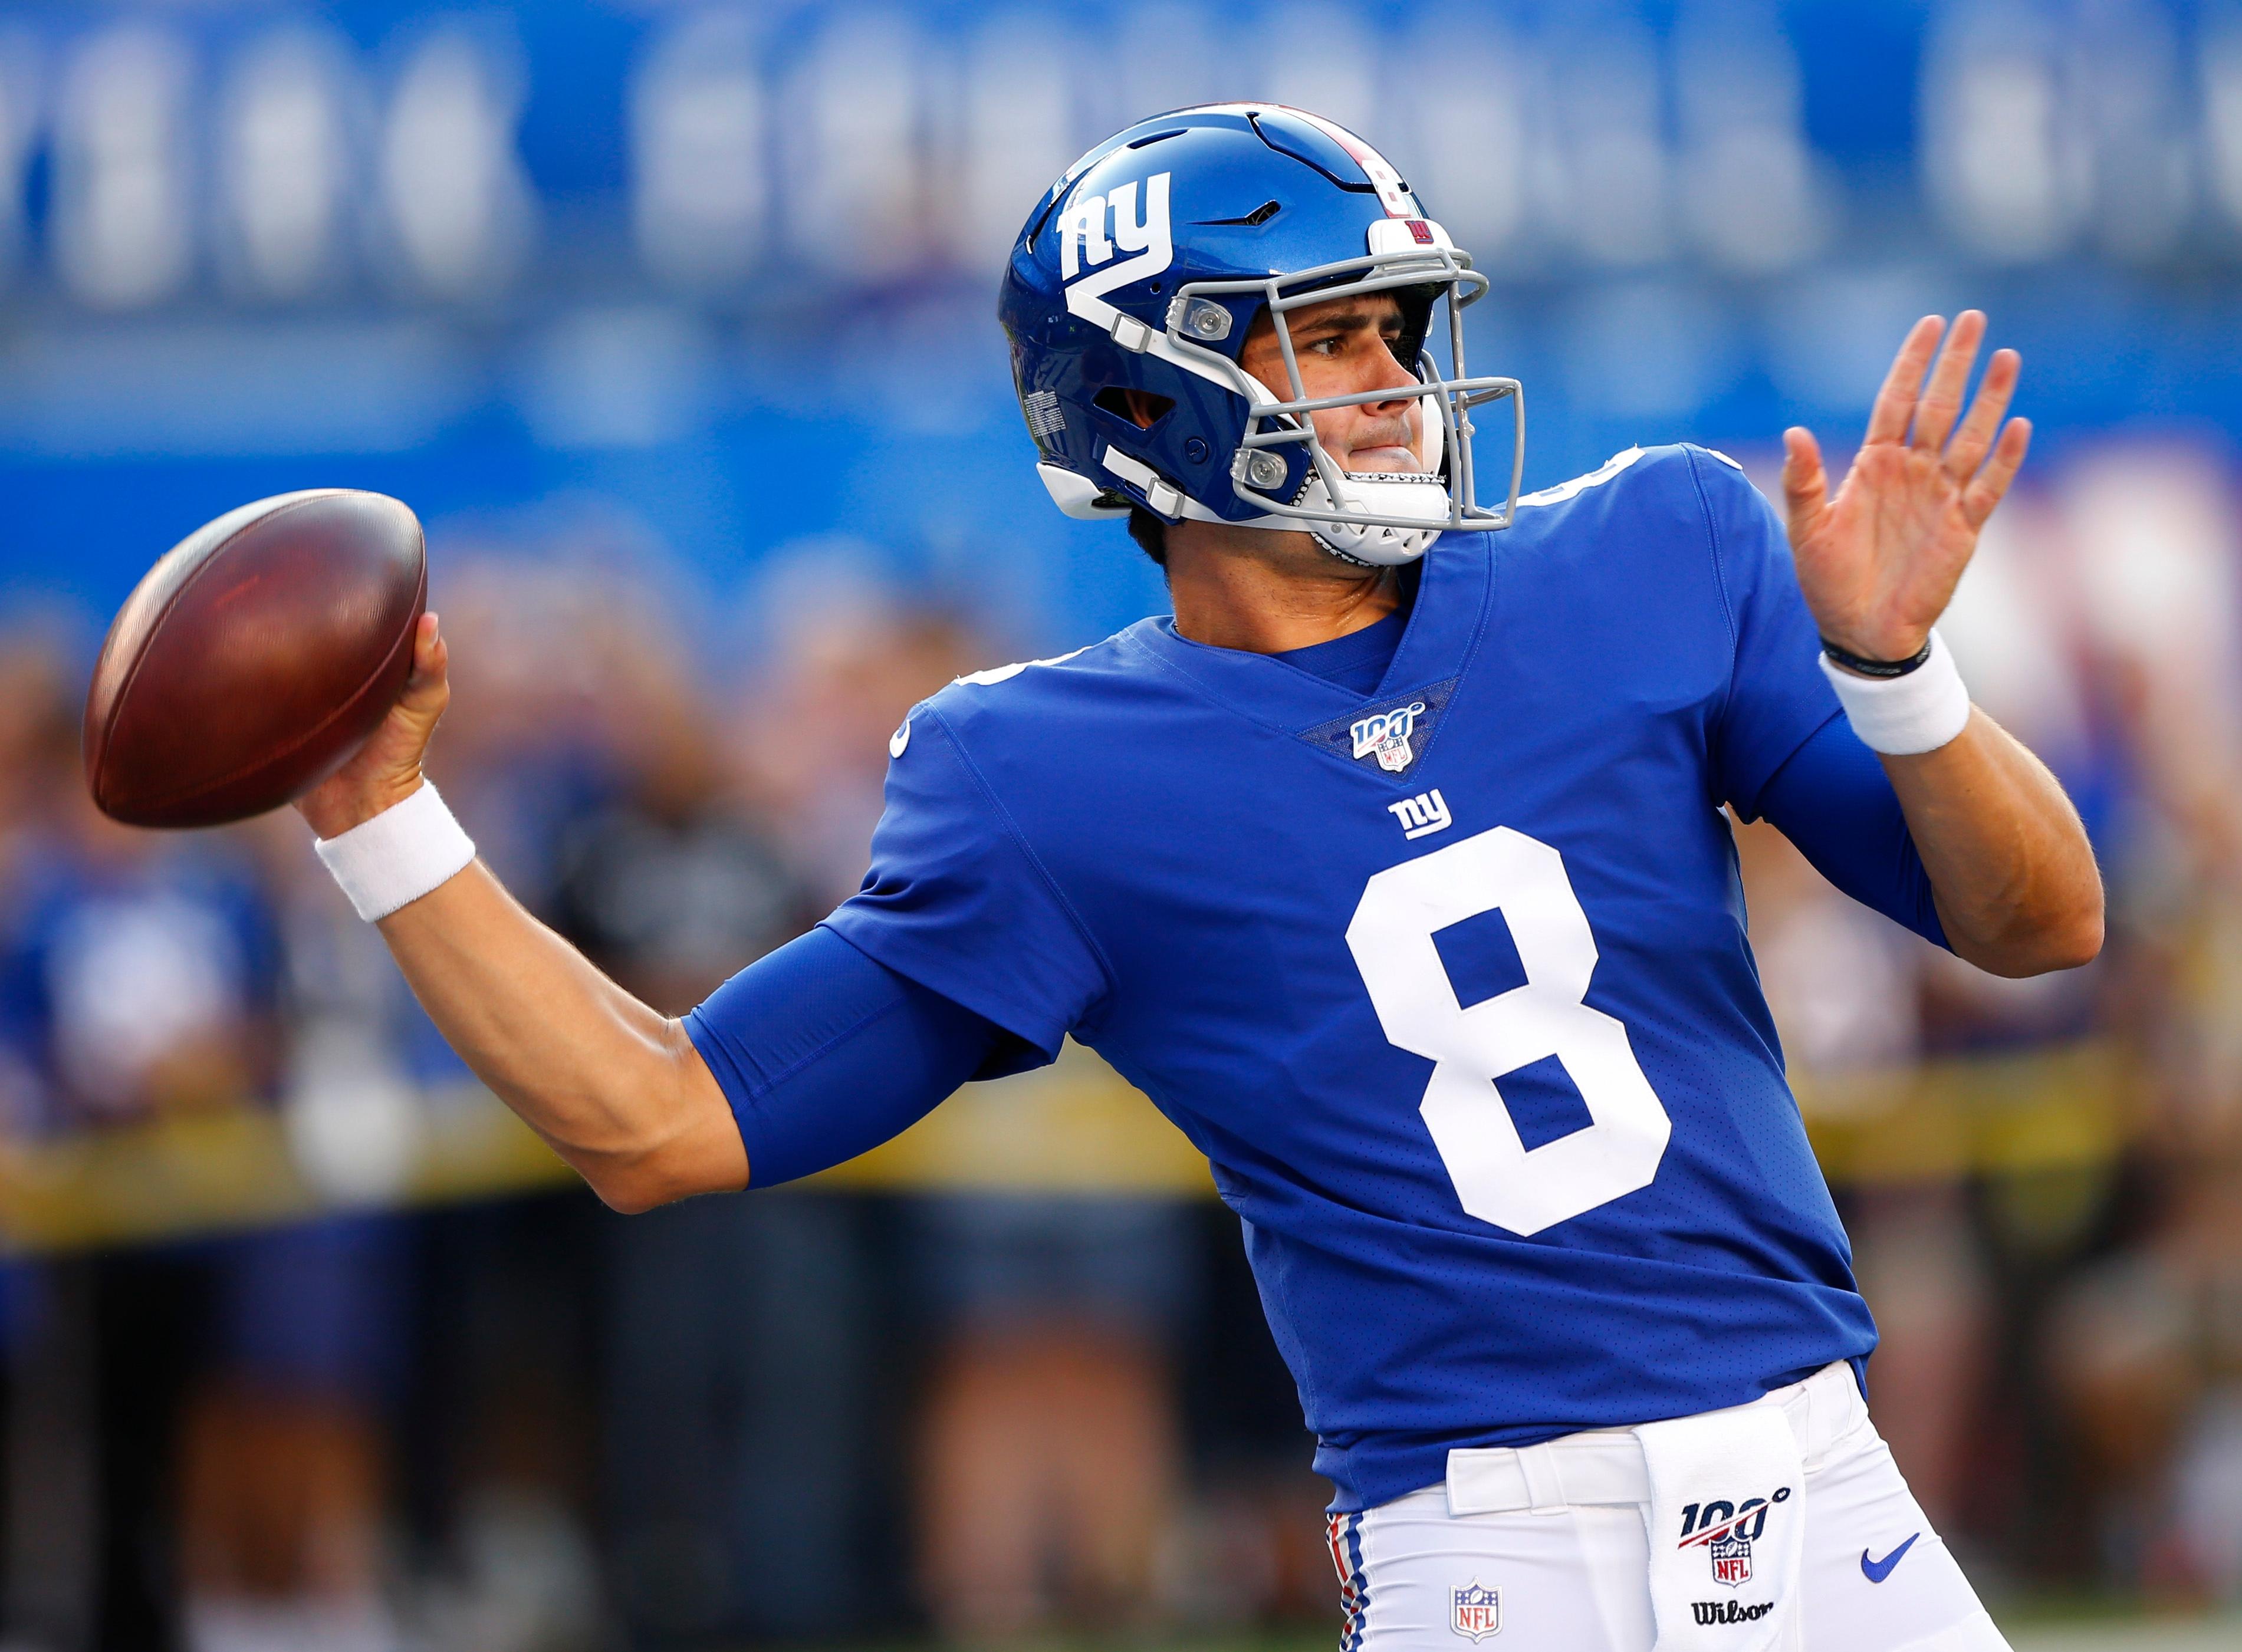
left=824, top=444, right=1883, bottom=1511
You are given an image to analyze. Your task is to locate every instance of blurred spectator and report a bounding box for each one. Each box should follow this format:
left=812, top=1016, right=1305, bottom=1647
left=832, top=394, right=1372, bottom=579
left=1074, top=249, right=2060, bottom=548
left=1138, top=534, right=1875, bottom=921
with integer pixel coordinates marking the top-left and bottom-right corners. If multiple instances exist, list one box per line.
left=550, top=597, right=816, bottom=1016
left=742, top=587, right=1199, bottom=1640
left=0, top=629, right=98, bottom=1648
left=909, top=1191, right=1193, bottom=1641
left=400, top=552, right=646, bottom=1649
left=0, top=657, right=406, bottom=1652
left=1734, top=812, right=1991, bottom=1536
left=175, top=1217, right=404, bottom=1652
left=738, top=575, right=989, bottom=909
left=424, top=556, right=636, bottom=902
left=1162, top=1213, right=1336, bottom=1633
left=2038, top=446, right=2242, bottom=1606
left=543, top=595, right=881, bottom=1645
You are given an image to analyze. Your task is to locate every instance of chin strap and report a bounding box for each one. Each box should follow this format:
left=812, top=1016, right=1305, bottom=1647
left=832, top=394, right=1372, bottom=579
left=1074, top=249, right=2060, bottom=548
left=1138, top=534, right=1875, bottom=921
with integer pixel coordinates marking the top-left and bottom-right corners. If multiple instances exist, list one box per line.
left=1095, top=444, right=1449, bottom=566
left=1294, top=470, right=1448, bottom=566
left=1097, top=445, right=1189, bottom=518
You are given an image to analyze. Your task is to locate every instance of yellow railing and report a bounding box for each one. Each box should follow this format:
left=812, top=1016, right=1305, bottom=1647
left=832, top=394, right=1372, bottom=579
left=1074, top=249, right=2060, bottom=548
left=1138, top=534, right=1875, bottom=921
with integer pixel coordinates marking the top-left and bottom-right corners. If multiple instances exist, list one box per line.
left=1794, top=1040, right=2130, bottom=1181
left=0, top=1040, right=2129, bottom=1253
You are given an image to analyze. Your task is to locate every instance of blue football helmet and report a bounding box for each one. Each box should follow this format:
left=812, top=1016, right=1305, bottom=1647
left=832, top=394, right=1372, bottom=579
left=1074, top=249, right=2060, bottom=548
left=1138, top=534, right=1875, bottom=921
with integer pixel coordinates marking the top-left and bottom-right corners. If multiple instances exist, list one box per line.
left=999, top=104, right=1524, bottom=567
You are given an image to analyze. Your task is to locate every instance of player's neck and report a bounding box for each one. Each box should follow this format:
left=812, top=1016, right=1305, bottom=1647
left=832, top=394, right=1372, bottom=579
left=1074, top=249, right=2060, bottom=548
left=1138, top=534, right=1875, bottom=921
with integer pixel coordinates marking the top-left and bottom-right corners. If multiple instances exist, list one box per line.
left=1163, top=521, right=1406, bottom=655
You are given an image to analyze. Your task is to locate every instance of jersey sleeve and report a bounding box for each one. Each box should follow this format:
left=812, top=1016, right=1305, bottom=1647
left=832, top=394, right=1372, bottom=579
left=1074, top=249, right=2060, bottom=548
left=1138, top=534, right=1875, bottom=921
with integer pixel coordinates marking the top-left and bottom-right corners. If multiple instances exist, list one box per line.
left=1689, top=447, right=1847, bottom=820
left=685, top=926, right=1019, bottom=1188
left=818, top=705, right=1110, bottom=1061
left=1754, top=716, right=1950, bottom=950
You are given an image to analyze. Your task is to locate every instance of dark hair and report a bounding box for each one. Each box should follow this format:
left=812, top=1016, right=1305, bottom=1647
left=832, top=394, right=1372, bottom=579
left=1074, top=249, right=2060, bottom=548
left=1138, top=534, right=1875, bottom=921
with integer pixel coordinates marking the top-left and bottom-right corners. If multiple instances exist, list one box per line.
left=1126, top=506, right=1168, bottom=568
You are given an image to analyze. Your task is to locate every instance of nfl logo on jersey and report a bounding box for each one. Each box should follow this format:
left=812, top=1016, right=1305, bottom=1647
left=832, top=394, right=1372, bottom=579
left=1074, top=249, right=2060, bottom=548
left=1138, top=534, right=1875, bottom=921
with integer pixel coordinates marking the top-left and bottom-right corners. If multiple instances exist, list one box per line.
left=1352, top=701, right=1428, bottom=773
left=1710, top=1530, right=1753, bottom=1588
left=1450, top=1580, right=1501, bottom=1641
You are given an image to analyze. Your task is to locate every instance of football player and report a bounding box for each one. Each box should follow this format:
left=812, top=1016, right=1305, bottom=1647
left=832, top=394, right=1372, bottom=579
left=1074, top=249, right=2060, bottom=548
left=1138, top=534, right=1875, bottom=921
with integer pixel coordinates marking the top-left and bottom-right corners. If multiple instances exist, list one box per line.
left=296, top=107, right=2099, bottom=1652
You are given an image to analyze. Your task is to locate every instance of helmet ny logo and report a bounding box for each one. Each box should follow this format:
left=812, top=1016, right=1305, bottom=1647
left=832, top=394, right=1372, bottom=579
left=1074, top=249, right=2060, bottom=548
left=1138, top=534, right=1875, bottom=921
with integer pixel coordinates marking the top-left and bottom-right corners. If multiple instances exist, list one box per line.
left=1058, top=173, right=1172, bottom=330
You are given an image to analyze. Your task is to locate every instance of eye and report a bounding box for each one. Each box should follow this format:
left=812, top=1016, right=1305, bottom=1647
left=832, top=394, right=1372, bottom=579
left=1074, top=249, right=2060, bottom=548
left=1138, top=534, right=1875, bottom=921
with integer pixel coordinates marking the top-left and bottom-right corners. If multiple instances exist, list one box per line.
left=1307, top=336, right=1343, bottom=357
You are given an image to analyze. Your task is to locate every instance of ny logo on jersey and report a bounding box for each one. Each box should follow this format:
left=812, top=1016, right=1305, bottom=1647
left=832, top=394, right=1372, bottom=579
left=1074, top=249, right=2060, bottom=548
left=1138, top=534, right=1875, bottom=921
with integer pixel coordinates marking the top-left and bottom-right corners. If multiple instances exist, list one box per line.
left=1353, top=701, right=1428, bottom=773
left=1388, top=788, right=1451, bottom=840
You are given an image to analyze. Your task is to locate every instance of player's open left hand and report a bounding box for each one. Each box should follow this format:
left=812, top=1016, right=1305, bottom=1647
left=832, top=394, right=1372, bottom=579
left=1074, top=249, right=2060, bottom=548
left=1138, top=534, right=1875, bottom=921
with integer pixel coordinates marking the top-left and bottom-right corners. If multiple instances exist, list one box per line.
left=294, top=611, right=450, bottom=840
left=1780, top=311, right=2030, bottom=664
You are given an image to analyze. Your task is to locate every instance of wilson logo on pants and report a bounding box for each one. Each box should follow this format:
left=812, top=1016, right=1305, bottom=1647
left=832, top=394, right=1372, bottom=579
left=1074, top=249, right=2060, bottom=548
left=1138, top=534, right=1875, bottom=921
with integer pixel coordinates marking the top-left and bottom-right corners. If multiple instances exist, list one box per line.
left=1692, top=1598, right=1775, bottom=1625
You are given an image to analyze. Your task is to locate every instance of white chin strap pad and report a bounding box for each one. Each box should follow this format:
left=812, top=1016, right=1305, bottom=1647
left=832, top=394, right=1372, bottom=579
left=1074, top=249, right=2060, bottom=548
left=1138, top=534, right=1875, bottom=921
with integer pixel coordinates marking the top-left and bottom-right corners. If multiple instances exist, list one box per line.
left=1103, top=439, right=1449, bottom=565
left=1300, top=471, right=1449, bottom=566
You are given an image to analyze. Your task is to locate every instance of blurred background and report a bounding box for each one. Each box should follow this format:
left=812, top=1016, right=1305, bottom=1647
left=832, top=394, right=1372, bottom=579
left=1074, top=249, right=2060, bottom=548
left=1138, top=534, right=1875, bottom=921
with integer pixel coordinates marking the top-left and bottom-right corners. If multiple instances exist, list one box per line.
left=0, top=1, right=2236, bottom=1648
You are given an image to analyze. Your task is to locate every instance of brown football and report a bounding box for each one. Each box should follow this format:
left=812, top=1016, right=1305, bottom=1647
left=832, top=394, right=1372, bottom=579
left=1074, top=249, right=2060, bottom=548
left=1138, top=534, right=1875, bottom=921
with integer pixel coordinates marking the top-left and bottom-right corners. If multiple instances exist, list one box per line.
left=83, top=490, right=426, bottom=828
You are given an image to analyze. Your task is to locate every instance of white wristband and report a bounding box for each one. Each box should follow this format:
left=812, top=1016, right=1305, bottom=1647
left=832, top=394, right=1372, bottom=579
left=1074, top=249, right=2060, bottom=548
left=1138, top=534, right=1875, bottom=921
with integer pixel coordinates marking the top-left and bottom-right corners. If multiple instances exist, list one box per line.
left=314, top=779, right=476, bottom=921
left=1817, top=630, right=1972, bottom=756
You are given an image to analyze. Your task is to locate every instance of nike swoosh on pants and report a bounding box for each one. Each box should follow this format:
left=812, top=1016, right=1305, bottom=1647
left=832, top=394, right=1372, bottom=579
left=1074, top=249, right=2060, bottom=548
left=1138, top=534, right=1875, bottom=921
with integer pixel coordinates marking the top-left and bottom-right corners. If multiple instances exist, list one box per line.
left=1860, top=1532, right=1921, bottom=1583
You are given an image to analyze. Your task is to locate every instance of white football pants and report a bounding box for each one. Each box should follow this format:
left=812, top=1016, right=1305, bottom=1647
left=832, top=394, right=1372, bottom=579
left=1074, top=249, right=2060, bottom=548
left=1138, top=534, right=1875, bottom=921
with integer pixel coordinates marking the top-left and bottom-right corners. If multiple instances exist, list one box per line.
left=1326, top=1363, right=2008, bottom=1652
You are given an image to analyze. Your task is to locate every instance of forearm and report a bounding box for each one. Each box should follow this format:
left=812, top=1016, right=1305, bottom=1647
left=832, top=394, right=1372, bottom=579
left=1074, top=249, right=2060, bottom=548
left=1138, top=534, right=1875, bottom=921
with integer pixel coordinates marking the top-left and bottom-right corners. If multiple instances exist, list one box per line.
left=374, top=861, right=747, bottom=1209
left=1881, top=707, right=2103, bottom=976
left=290, top=616, right=743, bottom=1210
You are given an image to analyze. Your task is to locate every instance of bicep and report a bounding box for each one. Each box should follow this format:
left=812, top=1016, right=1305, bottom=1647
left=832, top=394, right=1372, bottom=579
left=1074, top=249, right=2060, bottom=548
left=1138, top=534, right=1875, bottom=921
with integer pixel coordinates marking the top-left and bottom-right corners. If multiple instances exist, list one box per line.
left=1753, top=716, right=1950, bottom=950
left=683, top=925, right=1011, bottom=1187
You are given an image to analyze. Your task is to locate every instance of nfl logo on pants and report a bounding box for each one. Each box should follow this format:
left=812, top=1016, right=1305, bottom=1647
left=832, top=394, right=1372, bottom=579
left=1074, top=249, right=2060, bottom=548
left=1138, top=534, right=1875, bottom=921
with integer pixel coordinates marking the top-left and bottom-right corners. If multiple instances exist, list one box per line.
left=1710, top=1531, right=1753, bottom=1587
left=1450, top=1581, right=1501, bottom=1641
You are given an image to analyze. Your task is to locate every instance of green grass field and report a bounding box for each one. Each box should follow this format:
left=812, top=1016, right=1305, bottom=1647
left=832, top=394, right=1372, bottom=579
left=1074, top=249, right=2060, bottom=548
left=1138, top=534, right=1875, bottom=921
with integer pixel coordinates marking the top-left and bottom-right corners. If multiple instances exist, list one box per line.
left=810, top=1615, right=2240, bottom=1652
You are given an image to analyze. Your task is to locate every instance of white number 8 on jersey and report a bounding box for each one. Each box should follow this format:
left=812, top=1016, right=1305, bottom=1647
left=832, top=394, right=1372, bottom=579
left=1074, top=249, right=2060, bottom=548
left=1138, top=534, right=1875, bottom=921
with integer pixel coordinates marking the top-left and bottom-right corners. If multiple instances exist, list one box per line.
left=1346, top=825, right=1671, bottom=1236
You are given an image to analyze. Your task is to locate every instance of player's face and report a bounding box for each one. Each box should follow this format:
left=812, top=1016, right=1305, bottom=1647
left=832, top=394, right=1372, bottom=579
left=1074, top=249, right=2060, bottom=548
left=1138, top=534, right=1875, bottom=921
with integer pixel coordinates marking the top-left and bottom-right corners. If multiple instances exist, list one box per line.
left=1240, top=292, right=1424, bottom=474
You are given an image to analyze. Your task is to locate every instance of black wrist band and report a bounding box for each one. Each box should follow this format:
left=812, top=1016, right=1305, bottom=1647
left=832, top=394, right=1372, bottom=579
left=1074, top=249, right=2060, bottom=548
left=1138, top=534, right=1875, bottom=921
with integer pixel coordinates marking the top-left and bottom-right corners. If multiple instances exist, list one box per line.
left=1820, top=636, right=1933, bottom=679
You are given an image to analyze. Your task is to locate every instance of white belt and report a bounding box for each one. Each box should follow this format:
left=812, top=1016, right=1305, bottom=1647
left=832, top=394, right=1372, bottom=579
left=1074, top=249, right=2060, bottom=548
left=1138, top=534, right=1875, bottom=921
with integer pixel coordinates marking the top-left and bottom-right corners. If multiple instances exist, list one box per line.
left=1445, top=1361, right=1863, bottom=1518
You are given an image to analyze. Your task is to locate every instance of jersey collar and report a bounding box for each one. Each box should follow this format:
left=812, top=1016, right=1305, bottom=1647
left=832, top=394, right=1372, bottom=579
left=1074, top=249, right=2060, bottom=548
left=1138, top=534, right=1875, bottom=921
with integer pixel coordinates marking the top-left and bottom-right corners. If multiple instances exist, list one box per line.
left=1126, top=531, right=1495, bottom=736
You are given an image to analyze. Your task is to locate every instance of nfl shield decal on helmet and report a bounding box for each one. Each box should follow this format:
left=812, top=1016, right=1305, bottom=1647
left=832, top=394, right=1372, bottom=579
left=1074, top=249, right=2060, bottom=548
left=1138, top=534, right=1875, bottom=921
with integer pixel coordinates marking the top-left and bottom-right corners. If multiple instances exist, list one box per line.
left=1450, top=1580, right=1501, bottom=1641
left=1710, top=1530, right=1753, bottom=1588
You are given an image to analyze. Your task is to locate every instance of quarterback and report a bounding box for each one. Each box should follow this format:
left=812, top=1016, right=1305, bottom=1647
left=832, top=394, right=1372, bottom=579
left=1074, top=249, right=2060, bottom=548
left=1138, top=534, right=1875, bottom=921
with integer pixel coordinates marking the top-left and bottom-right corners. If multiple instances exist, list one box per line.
left=297, top=108, right=2099, bottom=1652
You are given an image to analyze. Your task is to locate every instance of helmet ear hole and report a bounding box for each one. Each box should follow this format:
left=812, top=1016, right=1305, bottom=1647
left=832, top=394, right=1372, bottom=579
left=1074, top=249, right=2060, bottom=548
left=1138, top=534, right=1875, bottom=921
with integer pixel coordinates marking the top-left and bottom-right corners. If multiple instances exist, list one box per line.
left=1392, top=284, right=1438, bottom=366
left=1093, top=387, right=1175, bottom=431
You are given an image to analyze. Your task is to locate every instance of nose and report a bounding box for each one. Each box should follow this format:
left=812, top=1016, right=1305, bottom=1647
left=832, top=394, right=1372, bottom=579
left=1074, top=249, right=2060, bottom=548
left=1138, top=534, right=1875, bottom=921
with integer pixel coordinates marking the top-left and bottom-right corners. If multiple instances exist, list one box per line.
left=1357, top=339, right=1419, bottom=411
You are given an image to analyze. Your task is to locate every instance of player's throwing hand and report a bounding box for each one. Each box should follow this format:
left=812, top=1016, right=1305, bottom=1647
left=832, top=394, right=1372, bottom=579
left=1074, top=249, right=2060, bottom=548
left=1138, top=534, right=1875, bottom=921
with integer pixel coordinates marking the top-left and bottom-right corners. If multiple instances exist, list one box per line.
left=295, top=611, right=450, bottom=841
left=1780, top=311, right=2031, bottom=664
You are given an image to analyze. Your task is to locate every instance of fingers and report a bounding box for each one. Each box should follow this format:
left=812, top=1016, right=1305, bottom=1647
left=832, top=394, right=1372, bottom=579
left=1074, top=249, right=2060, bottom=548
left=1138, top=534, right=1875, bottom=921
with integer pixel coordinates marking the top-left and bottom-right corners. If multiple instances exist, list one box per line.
left=1961, top=417, right=2031, bottom=528
left=1864, top=315, right=1944, bottom=445
left=1866, top=310, right=2024, bottom=484
left=401, top=611, right=449, bottom=708
left=1910, top=310, right=1984, bottom=453
left=1780, top=426, right=1827, bottom=545
left=1942, top=347, right=2019, bottom=481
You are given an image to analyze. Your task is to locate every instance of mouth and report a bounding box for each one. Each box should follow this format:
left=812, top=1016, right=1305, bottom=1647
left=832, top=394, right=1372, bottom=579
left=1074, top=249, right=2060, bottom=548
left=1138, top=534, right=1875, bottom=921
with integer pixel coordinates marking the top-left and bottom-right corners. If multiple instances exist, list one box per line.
left=1345, top=444, right=1423, bottom=473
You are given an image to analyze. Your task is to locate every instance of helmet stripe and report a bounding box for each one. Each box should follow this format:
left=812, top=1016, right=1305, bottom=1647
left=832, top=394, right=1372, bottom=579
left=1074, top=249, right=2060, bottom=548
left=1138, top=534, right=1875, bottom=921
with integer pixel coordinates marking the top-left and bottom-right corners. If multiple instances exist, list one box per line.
left=1171, top=102, right=1419, bottom=218
left=1281, top=108, right=1419, bottom=218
